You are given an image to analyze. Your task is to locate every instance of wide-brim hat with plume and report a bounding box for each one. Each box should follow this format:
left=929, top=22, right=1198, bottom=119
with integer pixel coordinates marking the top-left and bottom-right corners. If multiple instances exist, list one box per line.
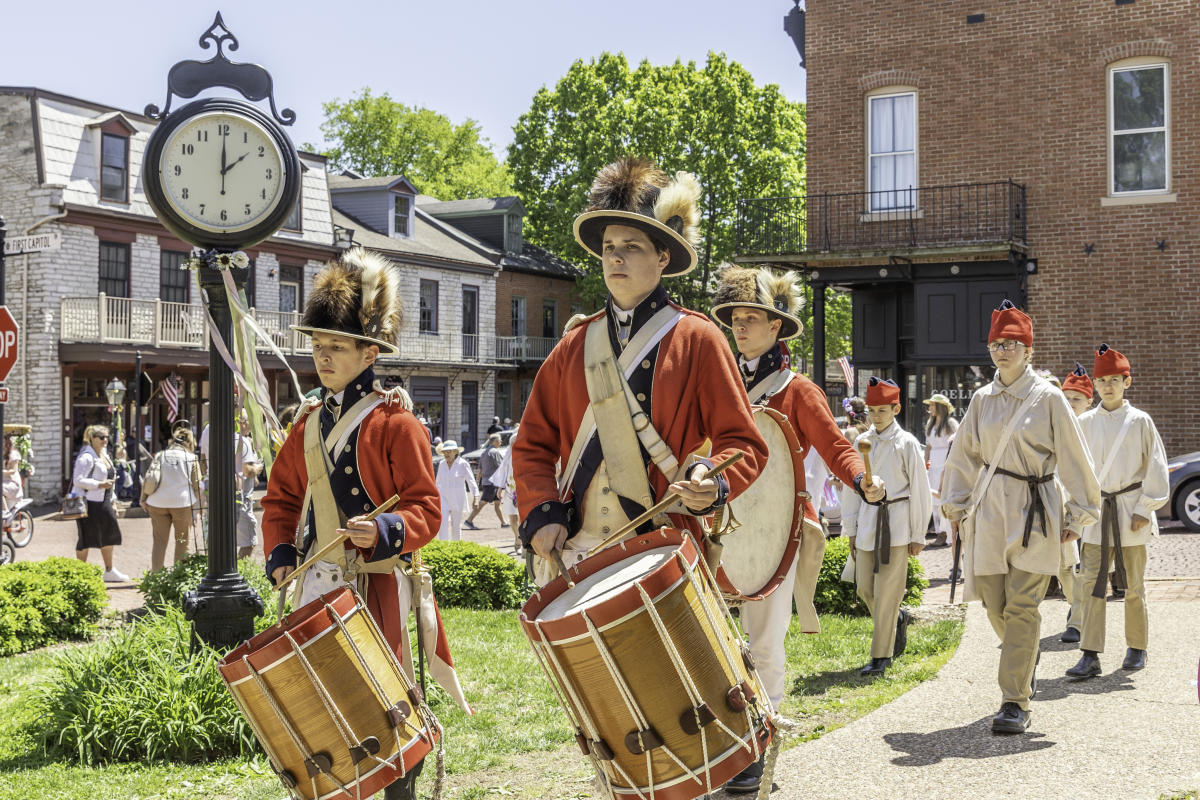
left=572, top=157, right=702, bottom=277
left=710, top=266, right=804, bottom=340
left=292, top=247, right=402, bottom=354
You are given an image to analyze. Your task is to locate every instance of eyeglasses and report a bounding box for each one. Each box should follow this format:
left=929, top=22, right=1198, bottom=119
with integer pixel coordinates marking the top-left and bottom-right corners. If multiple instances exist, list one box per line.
left=94, top=434, right=109, bottom=440
left=986, top=341, right=1024, bottom=353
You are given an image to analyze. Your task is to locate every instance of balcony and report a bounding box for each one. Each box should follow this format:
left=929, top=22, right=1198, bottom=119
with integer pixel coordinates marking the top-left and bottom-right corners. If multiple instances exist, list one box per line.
left=60, top=295, right=558, bottom=367
left=736, top=180, right=1027, bottom=261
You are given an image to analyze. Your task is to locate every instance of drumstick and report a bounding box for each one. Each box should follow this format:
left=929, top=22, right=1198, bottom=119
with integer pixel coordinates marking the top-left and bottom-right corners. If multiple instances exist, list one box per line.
left=275, top=493, right=401, bottom=599
left=551, top=550, right=576, bottom=589
left=857, top=439, right=874, bottom=487
left=587, top=451, right=745, bottom=556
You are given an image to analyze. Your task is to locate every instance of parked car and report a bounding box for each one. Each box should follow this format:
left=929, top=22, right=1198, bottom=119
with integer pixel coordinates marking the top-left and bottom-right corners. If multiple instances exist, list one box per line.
left=1165, top=451, right=1200, bottom=532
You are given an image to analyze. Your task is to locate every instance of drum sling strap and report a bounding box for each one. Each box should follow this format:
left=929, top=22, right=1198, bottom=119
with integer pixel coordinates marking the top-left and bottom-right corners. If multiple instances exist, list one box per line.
left=746, top=368, right=794, bottom=406
left=1090, top=410, right=1139, bottom=599
left=558, top=307, right=686, bottom=506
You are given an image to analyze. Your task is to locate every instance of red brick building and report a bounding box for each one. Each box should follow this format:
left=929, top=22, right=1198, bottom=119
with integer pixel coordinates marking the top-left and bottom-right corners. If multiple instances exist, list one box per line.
left=738, top=2, right=1198, bottom=457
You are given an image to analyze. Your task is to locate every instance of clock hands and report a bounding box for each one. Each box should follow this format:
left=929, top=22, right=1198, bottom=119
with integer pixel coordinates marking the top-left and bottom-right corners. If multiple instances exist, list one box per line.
left=220, top=135, right=228, bottom=195
left=222, top=152, right=250, bottom=175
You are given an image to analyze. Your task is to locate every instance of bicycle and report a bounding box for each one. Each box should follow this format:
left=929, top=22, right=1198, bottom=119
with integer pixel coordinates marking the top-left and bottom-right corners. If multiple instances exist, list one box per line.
left=4, top=498, right=34, bottom=548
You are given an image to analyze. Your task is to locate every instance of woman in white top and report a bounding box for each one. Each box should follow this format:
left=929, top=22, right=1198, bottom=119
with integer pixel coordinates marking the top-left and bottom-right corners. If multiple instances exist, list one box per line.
left=71, top=424, right=128, bottom=582
left=2, top=434, right=22, bottom=508
left=142, top=428, right=202, bottom=570
left=923, top=394, right=959, bottom=546
left=435, top=440, right=479, bottom=541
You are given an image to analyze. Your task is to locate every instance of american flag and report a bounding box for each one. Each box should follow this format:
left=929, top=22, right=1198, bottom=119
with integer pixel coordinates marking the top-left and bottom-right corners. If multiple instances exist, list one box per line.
left=163, top=373, right=180, bottom=423
left=837, top=356, right=854, bottom=391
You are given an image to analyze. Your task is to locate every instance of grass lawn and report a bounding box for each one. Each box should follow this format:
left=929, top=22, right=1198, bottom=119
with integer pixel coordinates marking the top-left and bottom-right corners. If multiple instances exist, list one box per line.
left=0, top=608, right=962, bottom=799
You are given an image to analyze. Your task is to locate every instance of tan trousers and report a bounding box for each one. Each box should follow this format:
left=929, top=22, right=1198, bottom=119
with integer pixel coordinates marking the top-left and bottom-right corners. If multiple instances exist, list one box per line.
left=1079, top=543, right=1148, bottom=654
left=1059, top=560, right=1082, bottom=631
left=975, top=567, right=1050, bottom=711
left=854, top=545, right=909, bottom=659
left=146, top=503, right=191, bottom=571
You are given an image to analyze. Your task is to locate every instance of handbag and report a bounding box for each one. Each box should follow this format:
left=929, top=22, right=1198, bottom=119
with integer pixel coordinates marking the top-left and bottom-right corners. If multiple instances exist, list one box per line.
left=141, top=453, right=163, bottom=498
left=60, top=493, right=88, bottom=520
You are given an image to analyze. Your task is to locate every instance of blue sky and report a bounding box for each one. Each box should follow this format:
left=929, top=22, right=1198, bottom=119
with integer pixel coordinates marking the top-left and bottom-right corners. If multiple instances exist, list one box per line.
left=1, top=0, right=806, bottom=157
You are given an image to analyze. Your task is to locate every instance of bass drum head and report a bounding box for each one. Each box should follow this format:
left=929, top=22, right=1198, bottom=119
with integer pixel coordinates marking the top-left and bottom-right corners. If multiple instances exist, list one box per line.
left=720, top=407, right=801, bottom=599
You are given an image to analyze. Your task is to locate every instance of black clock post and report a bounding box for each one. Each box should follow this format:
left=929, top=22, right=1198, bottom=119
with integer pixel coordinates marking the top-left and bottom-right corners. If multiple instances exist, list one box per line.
left=142, top=14, right=302, bottom=649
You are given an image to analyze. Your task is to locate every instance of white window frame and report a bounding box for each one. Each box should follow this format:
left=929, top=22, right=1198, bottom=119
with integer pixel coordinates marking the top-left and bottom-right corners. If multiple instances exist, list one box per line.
left=391, top=193, right=414, bottom=238
left=1107, top=58, right=1170, bottom=197
left=865, top=88, right=918, bottom=212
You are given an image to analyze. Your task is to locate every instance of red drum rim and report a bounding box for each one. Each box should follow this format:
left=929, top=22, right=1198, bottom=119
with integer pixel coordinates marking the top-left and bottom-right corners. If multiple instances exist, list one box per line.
left=519, top=528, right=700, bottom=642
left=715, top=405, right=808, bottom=601
left=218, top=586, right=358, bottom=683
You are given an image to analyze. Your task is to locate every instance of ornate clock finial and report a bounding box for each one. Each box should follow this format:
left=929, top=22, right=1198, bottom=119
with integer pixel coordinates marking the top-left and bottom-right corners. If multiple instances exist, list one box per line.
left=145, top=12, right=294, bottom=126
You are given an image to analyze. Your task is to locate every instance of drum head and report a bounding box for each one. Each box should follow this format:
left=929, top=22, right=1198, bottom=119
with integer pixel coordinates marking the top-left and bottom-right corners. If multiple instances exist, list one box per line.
left=720, top=407, right=802, bottom=599
left=538, top=546, right=677, bottom=622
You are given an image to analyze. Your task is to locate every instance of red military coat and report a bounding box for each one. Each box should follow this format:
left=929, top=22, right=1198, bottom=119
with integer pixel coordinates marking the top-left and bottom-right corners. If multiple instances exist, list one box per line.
left=514, top=292, right=768, bottom=539
left=262, top=394, right=441, bottom=658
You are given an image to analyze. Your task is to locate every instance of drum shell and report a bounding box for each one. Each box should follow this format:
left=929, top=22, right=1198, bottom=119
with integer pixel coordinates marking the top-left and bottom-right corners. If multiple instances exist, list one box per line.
left=521, top=529, right=772, bottom=800
left=716, top=405, right=808, bottom=600
left=219, top=587, right=435, bottom=800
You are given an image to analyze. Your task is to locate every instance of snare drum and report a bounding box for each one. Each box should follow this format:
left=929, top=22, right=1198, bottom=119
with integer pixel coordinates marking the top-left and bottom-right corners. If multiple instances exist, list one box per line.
left=520, top=528, right=772, bottom=800
left=715, top=406, right=807, bottom=600
left=219, top=586, right=439, bottom=800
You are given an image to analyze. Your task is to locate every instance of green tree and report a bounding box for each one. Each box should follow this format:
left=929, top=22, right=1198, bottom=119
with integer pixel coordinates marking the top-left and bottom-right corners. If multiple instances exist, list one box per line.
left=509, top=53, right=845, bottom=367
left=312, top=88, right=512, bottom=199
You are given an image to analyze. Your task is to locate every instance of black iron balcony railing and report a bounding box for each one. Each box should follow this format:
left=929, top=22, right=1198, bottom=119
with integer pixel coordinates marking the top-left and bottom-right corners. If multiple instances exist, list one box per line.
left=736, top=180, right=1027, bottom=258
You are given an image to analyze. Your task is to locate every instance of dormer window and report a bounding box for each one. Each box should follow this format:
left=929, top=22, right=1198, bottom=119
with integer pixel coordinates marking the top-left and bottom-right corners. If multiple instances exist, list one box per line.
left=392, top=194, right=412, bottom=237
left=100, top=132, right=129, bottom=203
left=506, top=213, right=523, bottom=252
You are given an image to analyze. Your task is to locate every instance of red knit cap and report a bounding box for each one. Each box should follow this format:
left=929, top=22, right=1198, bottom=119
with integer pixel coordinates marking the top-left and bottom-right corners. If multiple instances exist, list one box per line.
left=1062, top=362, right=1093, bottom=399
left=865, top=377, right=901, bottom=406
left=987, top=299, right=1033, bottom=346
left=1093, top=343, right=1130, bottom=378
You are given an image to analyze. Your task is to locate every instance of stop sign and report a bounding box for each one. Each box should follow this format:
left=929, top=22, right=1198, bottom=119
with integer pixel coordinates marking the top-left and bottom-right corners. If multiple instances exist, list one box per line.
left=0, top=306, right=19, bottom=383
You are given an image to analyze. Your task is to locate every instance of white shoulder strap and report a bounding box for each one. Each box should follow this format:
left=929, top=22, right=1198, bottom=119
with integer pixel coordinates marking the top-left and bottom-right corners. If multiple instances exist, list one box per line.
left=747, top=368, right=795, bottom=405
left=964, top=383, right=1043, bottom=519
left=1096, top=409, right=1137, bottom=485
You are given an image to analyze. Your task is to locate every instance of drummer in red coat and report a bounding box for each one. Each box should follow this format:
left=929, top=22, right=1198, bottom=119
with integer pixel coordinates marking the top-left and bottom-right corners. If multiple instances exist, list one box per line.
left=261, top=248, right=441, bottom=800
left=710, top=266, right=884, bottom=794
left=513, top=157, right=767, bottom=581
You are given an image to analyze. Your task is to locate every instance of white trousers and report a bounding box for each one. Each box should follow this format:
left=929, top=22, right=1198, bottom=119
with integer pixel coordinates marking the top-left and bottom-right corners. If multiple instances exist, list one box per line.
left=438, top=506, right=463, bottom=541
left=739, top=553, right=800, bottom=708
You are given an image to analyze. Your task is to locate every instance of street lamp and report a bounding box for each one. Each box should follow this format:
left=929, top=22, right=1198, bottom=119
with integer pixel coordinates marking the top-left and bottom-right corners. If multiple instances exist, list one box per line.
left=104, top=377, right=126, bottom=408
left=784, top=1, right=806, bottom=68
left=333, top=224, right=355, bottom=249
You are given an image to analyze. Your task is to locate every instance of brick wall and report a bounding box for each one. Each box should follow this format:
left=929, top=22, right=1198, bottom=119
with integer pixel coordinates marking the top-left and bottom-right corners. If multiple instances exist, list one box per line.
left=494, top=269, right=581, bottom=337
left=807, top=1, right=1200, bottom=456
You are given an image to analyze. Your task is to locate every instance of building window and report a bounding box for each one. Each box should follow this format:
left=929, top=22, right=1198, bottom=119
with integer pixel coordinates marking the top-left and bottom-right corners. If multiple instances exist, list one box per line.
left=1110, top=62, right=1168, bottom=195
left=98, top=242, right=130, bottom=297
left=511, top=295, right=526, bottom=337
left=279, top=265, right=303, bottom=313
left=393, top=195, right=412, bottom=237
left=281, top=195, right=302, bottom=232
left=506, top=213, right=523, bottom=252
left=542, top=299, right=557, bottom=339
left=419, top=279, right=438, bottom=333
left=496, top=380, right=512, bottom=424
left=244, top=259, right=257, bottom=308
left=867, top=91, right=916, bottom=211
left=100, top=133, right=129, bottom=203
left=160, top=251, right=190, bottom=303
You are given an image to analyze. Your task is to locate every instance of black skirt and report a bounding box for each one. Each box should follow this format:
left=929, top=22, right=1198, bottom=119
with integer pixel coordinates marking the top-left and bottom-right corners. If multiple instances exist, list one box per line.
left=75, top=495, right=122, bottom=550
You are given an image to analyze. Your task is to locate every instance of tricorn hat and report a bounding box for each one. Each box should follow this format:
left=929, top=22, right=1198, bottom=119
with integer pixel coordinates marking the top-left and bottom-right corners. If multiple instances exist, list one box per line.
left=711, top=266, right=804, bottom=340
left=292, top=247, right=402, bottom=354
left=572, top=157, right=702, bottom=277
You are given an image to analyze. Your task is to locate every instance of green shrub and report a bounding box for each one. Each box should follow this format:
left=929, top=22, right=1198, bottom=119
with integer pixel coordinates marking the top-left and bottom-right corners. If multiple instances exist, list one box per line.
left=139, top=554, right=277, bottom=631
left=421, top=540, right=524, bottom=610
left=0, top=558, right=107, bottom=656
left=815, top=536, right=928, bottom=616
left=32, top=607, right=256, bottom=764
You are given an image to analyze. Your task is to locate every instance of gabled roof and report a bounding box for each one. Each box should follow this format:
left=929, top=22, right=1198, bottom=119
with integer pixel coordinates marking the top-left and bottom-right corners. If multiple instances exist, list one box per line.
left=501, top=243, right=585, bottom=280
left=84, top=111, right=138, bottom=134
left=419, top=196, right=524, bottom=216
left=332, top=208, right=494, bottom=268
left=328, top=174, right=419, bottom=194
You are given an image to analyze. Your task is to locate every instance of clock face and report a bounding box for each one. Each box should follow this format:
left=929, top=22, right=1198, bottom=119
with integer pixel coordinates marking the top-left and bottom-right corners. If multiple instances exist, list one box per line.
left=158, top=111, right=287, bottom=234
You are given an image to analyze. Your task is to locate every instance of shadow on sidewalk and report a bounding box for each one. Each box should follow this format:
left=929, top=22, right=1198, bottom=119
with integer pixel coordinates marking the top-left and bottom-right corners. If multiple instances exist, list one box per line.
left=1030, top=670, right=1135, bottom=703
left=791, top=666, right=879, bottom=695
left=1038, top=633, right=1081, bottom=653
left=883, top=717, right=1055, bottom=766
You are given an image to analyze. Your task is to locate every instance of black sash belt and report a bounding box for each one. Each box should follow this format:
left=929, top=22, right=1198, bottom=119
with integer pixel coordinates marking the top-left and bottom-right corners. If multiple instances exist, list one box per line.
left=986, top=465, right=1053, bottom=548
left=1091, top=481, right=1143, bottom=599
left=872, top=496, right=909, bottom=573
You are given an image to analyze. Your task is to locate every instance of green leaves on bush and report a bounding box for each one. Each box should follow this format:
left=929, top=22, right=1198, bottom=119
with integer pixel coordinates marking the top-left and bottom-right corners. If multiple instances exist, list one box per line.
left=815, top=536, right=928, bottom=616
left=421, top=540, right=524, bottom=610
left=138, top=554, right=277, bottom=631
left=0, top=558, right=107, bottom=656
left=32, top=607, right=256, bottom=765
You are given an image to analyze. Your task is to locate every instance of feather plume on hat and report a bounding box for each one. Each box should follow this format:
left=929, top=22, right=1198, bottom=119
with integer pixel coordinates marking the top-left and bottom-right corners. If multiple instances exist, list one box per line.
left=294, top=247, right=403, bottom=354
left=711, top=265, right=805, bottom=340
left=653, top=171, right=702, bottom=247
left=587, top=157, right=668, bottom=213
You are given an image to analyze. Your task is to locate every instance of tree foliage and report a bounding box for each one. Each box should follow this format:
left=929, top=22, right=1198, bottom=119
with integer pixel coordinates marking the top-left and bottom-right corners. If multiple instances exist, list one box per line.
left=313, top=88, right=512, bottom=199
left=508, top=53, right=805, bottom=303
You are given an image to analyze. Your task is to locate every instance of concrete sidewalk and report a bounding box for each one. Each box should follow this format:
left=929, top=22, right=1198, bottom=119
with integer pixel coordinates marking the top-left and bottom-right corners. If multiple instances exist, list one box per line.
left=737, top=595, right=1200, bottom=800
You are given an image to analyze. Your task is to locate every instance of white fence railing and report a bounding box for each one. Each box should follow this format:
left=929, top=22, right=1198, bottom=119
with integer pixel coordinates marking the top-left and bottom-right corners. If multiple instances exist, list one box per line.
left=60, top=296, right=557, bottom=365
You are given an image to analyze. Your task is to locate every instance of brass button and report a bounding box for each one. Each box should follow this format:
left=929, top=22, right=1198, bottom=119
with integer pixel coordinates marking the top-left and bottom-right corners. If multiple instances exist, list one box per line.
left=344, top=445, right=352, bottom=453
left=364, top=503, right=371, bottom=511
left=355, top=384, right=362, bottom=391
left=636, top=393, right=646, bottom=402
left=601, top=507, right=609, bottom=515
left=345, top=466, right=353, bottom=474
left=351, top=487, right=360, bottom=495
left=601, top=526, right=610, bottom=535
left=641, top=359, right=651, bottom=369
left=541, top=503, right=551, bottom=512
left=602, top=486, right=611, bottom=495
left=650, top=302, right=657, bottom=309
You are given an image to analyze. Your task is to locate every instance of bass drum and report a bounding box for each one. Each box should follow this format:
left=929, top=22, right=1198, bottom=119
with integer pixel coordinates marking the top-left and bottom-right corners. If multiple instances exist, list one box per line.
left=715, top=405, right=806, bottom=601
